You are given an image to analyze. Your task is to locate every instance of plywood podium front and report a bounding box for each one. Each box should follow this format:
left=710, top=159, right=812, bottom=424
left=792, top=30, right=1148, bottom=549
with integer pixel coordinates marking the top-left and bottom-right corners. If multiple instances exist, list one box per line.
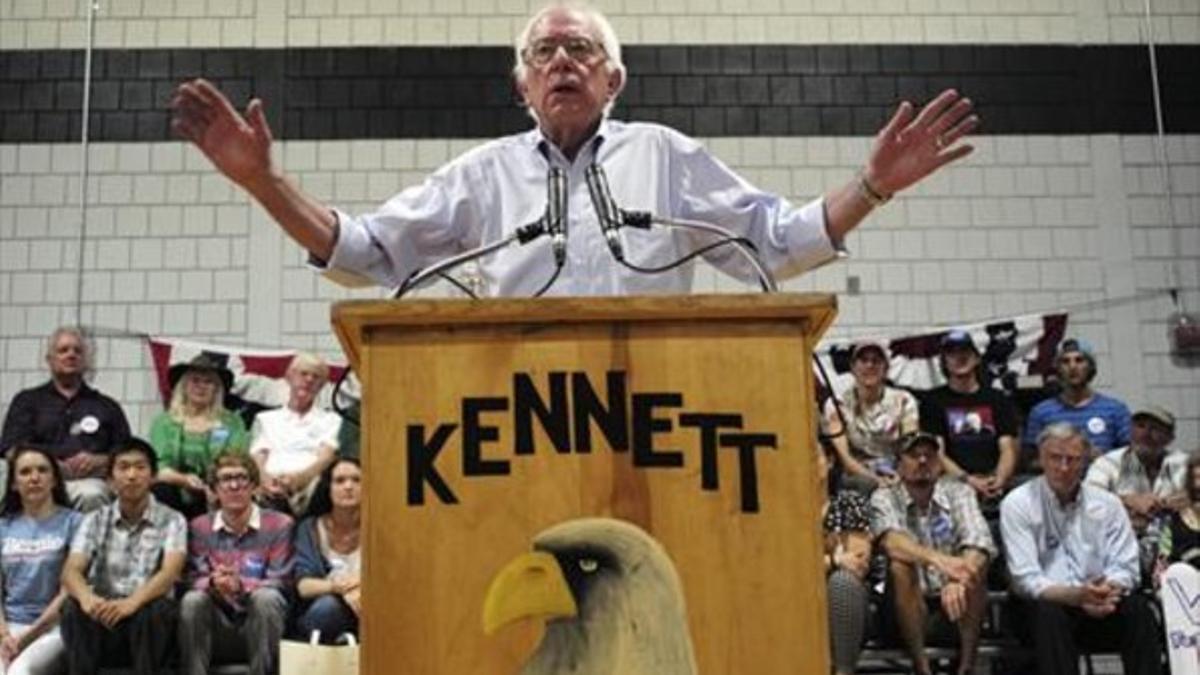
left=332, top=293, right=837, bottom=674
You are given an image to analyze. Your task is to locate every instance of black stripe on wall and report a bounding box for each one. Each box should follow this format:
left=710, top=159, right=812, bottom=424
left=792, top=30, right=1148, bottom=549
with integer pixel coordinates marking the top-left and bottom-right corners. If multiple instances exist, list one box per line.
left=1, top=44, right=1197, bottom=143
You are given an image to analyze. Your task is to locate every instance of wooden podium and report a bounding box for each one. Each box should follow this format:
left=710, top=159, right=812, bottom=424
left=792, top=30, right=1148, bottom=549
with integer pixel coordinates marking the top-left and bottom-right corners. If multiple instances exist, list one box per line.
left=332, top=293, right=837, bottom=674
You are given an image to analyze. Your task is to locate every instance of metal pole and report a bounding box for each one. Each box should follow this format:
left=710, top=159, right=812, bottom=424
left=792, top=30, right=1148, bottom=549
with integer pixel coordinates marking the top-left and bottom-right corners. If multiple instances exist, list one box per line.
left=74, top=0, right=99, bottom=324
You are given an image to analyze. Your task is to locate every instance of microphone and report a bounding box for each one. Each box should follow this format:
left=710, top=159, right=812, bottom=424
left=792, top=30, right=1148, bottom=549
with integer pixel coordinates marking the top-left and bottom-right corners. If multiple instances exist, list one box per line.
left=584, top=163, right=624, bottom=261
left=546, top=167, right=567, bottom=267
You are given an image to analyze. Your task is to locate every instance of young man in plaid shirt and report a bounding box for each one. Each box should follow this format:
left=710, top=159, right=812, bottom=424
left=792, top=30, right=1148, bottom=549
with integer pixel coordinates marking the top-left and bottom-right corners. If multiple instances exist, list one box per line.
left=60, top=437, right=187, bottom=675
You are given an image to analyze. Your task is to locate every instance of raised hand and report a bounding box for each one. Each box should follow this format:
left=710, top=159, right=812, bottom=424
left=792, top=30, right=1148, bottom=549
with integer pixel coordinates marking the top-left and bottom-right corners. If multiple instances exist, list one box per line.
left=865, top=89, right=979, bottom=197
left=171, top=78, right=275, bottom=189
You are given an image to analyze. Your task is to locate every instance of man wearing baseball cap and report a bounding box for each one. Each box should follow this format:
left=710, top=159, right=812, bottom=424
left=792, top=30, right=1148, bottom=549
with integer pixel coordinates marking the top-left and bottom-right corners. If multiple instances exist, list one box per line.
left=1086, top=405, right=1187, bottom=574
left=822, top=339, right=920, bottom=490
left=919, top=329, right=1019, bottom=505
left=870, top=431, right=995, bottom=675
left=1022, top=337, right=1132, bottom=456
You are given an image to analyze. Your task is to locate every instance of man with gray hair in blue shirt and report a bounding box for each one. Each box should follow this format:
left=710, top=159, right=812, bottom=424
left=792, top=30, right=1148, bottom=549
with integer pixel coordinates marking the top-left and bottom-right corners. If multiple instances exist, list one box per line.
left=1000, top=422, right=1162, bottom=675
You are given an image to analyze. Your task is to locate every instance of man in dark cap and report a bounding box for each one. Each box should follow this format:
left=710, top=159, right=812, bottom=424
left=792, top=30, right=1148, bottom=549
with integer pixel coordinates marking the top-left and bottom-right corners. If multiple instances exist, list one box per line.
left=919, top=329, right=1019, bottom=503
left=871, top=431, right=995, bottom=675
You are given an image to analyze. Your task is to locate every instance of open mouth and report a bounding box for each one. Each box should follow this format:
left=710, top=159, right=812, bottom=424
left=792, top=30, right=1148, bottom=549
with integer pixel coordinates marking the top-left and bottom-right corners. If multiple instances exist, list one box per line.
left=549, top=81, right=582, bottom=95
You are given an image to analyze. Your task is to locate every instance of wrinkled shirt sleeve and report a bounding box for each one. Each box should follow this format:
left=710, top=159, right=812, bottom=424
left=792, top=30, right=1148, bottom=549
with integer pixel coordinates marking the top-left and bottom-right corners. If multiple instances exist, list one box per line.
left=321, top=161, right=489, bottom=288
left=668, top=133, right=842, bottom=282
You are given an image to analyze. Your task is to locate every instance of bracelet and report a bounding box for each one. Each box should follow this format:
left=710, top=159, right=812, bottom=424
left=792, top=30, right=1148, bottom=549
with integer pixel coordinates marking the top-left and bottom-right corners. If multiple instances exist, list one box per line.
left=857, top=172, right=892, bottom=207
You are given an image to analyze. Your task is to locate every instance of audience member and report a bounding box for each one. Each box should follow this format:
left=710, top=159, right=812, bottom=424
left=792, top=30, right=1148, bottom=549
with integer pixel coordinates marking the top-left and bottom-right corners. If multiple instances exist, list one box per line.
left=1157, top=452, right=1200, bottom=574
left=294, top=458, right=362, bottom=644
left=0, top=446, right=81, bottom=675
left=250, top=354, right=341, bottom=515
left=919, top=330, right=1018, bottom=505
left=150, top=354, right=248, bottom=519
left=1000, top=423, right=1161, bottom=675
left=60, top=438, right=185, bottom=675
left=179, top=450, right=292, bottom=675
left=1022, top=338, right=1131, bottom=456
left=0, top=327, right=130, bottom=512
left=871, top=432, right=995, bottom=675
left=824, top=341, right=920, bottom=490
left=817, top=440, right=872, bottom=675
left=1086, top=405, right=1187, bottom=574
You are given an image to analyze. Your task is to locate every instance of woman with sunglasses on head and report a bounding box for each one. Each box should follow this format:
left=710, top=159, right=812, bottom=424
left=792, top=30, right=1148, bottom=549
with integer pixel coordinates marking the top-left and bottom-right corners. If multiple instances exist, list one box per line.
left=293, top=458, right=362, bottom=644
left=150, top=355, right=248, bottom=518
left=0, top=445, right=82, bottom=675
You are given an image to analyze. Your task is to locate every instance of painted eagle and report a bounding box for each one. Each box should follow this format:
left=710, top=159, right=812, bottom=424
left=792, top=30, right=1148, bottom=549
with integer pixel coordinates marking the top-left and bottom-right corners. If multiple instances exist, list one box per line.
left=483, top=517, right=698, bottom=675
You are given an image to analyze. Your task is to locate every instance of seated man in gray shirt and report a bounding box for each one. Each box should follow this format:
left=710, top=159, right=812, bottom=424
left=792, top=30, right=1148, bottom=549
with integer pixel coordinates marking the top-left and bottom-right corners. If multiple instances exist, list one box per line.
left=1000, top=422, right=1162, bottom=675
left=871, top=431, right=996, bottom=675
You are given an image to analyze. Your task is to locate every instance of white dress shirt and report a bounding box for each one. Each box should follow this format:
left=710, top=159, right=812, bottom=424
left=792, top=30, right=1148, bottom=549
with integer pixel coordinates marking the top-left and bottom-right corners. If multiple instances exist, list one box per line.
left=325, top=120, right=840, bottom=296
left=1000, top=476, right=1140, bottom=599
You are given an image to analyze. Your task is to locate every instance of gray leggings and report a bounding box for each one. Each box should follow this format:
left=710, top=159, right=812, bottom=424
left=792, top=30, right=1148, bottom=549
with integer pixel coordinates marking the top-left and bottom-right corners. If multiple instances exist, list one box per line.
left=827, top=568, right=870, bottom=673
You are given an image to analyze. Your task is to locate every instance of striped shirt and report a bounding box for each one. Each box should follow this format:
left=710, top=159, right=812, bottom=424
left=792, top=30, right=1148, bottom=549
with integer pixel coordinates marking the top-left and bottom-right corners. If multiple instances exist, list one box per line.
left=187, top=505, right=294, bottom=611
left=70, top=495, right=187, bottom=599
left=871, top=477, right=996, bottom=592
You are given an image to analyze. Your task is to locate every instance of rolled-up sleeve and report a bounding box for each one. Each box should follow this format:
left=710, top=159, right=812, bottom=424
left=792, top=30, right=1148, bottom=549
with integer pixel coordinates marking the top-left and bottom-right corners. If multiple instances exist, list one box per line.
left=322, top=160, right=488, bottom=288
left=868, top=488, right=904, bottom=539
left=951, top=483, right=997, bottom=559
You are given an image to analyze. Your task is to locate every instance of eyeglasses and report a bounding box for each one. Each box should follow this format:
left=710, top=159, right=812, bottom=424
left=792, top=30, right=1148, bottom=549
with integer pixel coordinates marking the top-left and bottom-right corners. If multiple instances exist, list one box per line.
left=523, top=36, right=605, bottom=67
left=216, top=473, right=251, bottom=488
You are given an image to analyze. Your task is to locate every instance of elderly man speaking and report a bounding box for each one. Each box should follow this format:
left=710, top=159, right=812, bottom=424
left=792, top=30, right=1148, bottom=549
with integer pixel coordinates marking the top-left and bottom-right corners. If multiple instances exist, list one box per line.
left=171, top=1, right=977, bottom=296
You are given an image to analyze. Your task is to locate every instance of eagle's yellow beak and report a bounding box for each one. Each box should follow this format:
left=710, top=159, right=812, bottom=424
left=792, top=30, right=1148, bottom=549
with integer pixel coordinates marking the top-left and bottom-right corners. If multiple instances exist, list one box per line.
left=483, top=551, right=578, bottom=635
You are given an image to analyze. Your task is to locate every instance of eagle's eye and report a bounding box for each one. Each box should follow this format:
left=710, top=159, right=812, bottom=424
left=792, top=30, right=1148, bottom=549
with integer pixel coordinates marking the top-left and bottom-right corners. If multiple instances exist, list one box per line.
left=578, top=558, right=599, bottom=573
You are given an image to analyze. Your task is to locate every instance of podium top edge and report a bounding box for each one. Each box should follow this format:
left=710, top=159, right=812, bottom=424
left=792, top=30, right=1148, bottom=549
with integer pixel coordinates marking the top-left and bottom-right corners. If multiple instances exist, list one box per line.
left=332, top=292, right=837, bottom=328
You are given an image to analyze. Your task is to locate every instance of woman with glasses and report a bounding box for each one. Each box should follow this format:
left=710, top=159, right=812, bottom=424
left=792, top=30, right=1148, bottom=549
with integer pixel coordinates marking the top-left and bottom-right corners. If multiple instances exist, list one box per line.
left=150, top=355, right=248, bottom=518
left=293, top=458, right=362, bottom=644
left=0, top=445, right=82, bottom=675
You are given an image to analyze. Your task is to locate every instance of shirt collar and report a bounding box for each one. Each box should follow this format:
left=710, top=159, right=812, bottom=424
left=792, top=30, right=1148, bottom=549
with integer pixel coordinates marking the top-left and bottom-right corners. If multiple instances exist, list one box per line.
left=213, top=504, right=261, bottom=533
left=1036, top=475, right=1082, bottom=509
left=108, top=494, right=159, bottom=528
left=532, top=119, right=611, bottom=166
left=899, top=478, right=953, bottom=514
left=40, top=379, right=94, bottom=400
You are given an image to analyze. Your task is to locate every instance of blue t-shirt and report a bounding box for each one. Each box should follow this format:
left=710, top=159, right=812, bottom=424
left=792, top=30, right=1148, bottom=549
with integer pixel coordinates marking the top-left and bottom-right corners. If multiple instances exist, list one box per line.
left=0, top=507, right=81, bottom=624
left=1022, top=392, right=1131, bottom=453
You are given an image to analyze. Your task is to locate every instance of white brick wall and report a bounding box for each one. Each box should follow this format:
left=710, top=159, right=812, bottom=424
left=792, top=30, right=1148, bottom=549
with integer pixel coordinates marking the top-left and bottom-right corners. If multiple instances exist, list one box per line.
left=7, top=133, right=1194, bottom=445
left=2, top=4, right=1199, bottom=447
left=3, top=0, right=1200, bottom=48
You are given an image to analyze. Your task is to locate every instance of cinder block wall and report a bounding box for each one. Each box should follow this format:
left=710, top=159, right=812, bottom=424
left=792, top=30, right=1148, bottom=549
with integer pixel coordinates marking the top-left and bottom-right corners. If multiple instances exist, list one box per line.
left=1, top=0, right=1197, bottom=448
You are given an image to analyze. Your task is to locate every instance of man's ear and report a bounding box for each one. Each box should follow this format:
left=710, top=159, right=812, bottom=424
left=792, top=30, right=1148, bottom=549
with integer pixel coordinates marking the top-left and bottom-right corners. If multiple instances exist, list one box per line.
left=607, top=68, right=626, bottom=100
left=515, top=75, right=529, bottom=107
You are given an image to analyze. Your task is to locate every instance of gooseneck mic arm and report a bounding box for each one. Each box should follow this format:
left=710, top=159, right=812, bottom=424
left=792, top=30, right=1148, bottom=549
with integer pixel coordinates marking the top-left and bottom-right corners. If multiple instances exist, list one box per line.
left=584, top=162, right=778, bottom=293
left=393, top=168, right=566, bottom=299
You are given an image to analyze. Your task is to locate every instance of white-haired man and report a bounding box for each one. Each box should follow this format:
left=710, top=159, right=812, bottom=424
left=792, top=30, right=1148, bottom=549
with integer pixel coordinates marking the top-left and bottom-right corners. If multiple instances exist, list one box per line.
left=171, top=1, right=978, bottom=296
left=1000, top=422, right=1162, bottom=675
left=249, top=353, right=341, bottom=515
left=0, top=326, right=130, bottom=511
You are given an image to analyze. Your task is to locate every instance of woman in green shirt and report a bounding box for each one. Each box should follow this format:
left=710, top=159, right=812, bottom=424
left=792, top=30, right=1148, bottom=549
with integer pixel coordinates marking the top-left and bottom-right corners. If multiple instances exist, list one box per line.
left=149, top=355, right=247, bottom=518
